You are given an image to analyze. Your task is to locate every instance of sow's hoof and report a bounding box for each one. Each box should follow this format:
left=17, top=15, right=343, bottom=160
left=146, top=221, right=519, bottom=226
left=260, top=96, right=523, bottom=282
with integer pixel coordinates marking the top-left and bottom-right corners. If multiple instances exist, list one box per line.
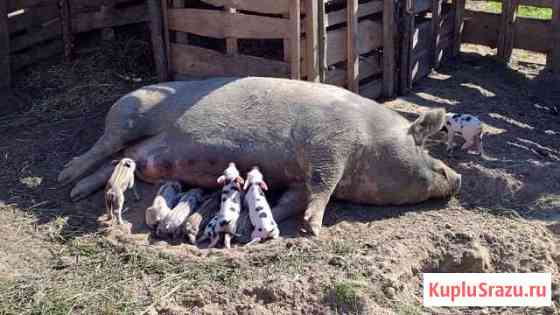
left=300, top=220, right=322, bottom=238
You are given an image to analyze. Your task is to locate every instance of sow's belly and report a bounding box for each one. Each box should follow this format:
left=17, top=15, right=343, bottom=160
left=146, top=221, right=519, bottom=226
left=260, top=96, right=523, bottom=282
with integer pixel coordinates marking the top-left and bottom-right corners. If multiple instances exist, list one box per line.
left=123, top=133, right=304, bottom=189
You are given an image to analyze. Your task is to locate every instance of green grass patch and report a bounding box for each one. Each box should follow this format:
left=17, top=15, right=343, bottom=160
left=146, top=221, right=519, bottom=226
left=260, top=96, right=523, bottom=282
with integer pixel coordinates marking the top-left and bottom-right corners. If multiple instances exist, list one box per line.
left=480, top=2, right=552, bottom=20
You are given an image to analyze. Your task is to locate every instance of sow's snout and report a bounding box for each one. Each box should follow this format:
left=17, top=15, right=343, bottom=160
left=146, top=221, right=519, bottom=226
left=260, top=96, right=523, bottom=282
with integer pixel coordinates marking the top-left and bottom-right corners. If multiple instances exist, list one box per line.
left=427, top=158, right=462, bottom=200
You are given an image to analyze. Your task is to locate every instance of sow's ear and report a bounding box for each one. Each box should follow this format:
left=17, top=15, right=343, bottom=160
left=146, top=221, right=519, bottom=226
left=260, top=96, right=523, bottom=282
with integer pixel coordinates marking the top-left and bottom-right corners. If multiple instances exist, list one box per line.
left=408, top=108, right=446, bottom=146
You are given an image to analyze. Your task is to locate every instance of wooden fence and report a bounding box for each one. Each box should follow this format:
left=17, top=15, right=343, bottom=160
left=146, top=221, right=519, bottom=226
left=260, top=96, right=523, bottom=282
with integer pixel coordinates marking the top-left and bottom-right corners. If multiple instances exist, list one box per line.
left=459, top=0, right=560, bottom=71
left=0, top=0, right=149, bottom=90
left=150, top=0, right=398, bottom=99
left=399, top=0, right=462, bottom=93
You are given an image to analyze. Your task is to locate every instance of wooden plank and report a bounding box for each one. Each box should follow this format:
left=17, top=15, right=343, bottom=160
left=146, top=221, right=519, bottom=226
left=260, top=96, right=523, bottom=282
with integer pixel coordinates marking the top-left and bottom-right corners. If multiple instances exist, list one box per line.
left=11, top=39, right=63, bottom=71
left=69, top=0, right=138, bottom=12
left=411, top=20, right=431, bottom=56
left=168, top=8, right=290, bottom=39
left=318, top=0, right=327, bottom=82
left=283, top=13, right=290, bottom=62
left=0, top=0, right=11, bottom=89
left=172, top=0, right=189, bottom=44
left=225, top=7, right=238, bottom=54
left=415, top=0, right=431, bottom=13
left=170, top=43, right=290, bottom=77
left=514, top=16, right=550, bottom=52
left=72, top=3, right=148, bottom=33
left=289, top=0, right=301, bottom=79
left=549, top=0, right=560, bottom=72
left=462, top=10, right=500, bottom=48
left=61, top=0, right=73, bottom=60
left=462, top=10, right=550, bottom=52
left=7, top=0, right=58, bottom=12
left=303, top=17, right=382, bottom=67
left=162, top=0, right=170, bottom=70
left=304, top=0, right=319, bottom=81
left=324, top=0, right=383, bottom=27
left=148, top=0, right=168, bottom=81
left=432, top=0, right=444, bottom=68
left=198, top=0, right=291, bottom=14
left=411, top=48, right=431, bottom=83
left=383, top=0, right=395, bottom=97
left=359, top=79, right=382, bottom=99
left=10, top=20, right=60, bottom=52
left=467, top=0, right=552, bottom=9
left=326, top=54, right=383, bottom=86
left=399, top=0, right=414, bottom=94
left=347, top=0, right=359, bottom=92
left=7, top=4, right=58, bottom=34
left=497, top=0, right=517, bottom=63
left=453, top=0, right=465, bottom=57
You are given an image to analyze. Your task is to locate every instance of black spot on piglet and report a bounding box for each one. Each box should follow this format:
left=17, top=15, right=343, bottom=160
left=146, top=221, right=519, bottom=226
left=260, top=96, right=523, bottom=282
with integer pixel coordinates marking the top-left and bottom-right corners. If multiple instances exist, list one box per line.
left=259, top=212, right=267, bottom=218
left=255, top=206, right=264, bottom=212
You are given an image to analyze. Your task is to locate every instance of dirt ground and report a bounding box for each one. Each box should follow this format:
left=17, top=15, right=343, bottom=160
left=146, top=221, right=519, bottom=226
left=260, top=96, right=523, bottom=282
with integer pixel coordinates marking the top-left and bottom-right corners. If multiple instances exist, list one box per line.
left=0, top=25, right=559, bottom=314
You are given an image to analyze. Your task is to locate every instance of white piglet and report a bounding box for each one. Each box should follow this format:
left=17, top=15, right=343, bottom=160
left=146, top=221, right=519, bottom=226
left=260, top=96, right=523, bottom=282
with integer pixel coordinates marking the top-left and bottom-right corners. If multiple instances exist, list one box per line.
left=145, top=181, right=182, bottom=229
left=442, top=113, right=484, bottom=155
left=243, top=167, right=279, bottom=246
left=203, top=162, right=245, bottom=249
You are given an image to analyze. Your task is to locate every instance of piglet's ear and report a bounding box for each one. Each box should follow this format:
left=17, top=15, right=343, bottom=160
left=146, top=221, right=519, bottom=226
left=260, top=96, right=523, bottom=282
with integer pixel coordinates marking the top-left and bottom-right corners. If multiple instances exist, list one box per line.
left=111, top=160, right=120, bottom=166
left=259, top=181, right=269, bottom=191
left=217, top=175, right=226, bottom=184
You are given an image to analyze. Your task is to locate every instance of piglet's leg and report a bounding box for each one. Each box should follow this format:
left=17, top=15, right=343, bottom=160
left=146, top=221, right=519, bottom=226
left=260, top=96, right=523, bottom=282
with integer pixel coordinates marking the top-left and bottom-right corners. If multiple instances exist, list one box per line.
left=71, top=162, right=115, bottom=201
left=207, top=235, right=220, bottom=249
left=224, top=233, right=232, bottom=249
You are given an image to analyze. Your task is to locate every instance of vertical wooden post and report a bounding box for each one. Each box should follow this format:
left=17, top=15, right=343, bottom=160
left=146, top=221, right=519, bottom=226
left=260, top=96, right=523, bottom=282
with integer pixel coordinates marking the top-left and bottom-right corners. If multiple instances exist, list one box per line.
left=431, top=0, right=444, bottom=68
left=346, top=0, right=359, bottom=92
left=162, top=0, right=170, bottom=64
left=225, top=7, right=238, bottom=54
left=497, top=0, right=517, bottom=64
left=452, top=0, right=465, bottom=58
left=304, top=0, right=319, bottom=82
left=0, top=0, right=10, bottom=89
left=383, top=0, right=395, bottom=98
left=148, top=0, right=169, bottom=81
left=283, top=13, right=291, bottom=63
left=400, top=0, right=415, bottom=95
left=173, top=0, right=189, bottom=44
left=318, top=0, right=327, bottom=82
left=60, top=0, right=73, bottom=60
left=548, top=0, right=560, bottom=72
left=289, top=0, right=301, bottom=79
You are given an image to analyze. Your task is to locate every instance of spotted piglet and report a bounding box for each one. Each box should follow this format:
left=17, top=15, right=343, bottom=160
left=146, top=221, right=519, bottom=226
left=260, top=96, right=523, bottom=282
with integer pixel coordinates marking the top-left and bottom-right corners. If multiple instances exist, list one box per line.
left=203, top=162, right=244, bottom=249
left=243, top=167, right=279, bottom=246
left=145, top=181, right=182, bottom=230
left=442, top=113, right=484, bottom=156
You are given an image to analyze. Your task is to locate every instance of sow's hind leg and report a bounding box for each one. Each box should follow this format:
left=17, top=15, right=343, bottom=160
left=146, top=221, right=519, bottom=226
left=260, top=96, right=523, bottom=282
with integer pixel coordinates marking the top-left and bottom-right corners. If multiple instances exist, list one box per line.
left=70, top=162, right=115, bottom=201
left=300, top=147, right=346, bottom=237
